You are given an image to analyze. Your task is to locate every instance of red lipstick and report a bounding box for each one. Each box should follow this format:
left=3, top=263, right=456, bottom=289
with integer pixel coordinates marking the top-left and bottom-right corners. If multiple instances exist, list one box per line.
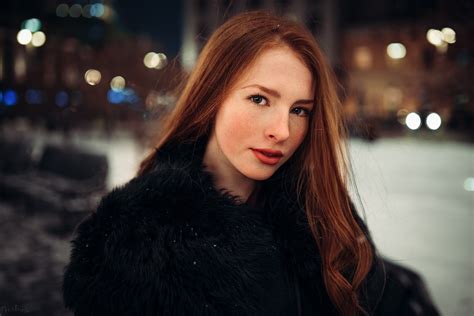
left=251, top=148, right=283, bottom=165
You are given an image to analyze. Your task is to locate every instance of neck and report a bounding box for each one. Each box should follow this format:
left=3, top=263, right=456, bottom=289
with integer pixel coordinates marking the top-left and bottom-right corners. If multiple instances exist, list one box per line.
left=203, top=136, right=256, bottom=203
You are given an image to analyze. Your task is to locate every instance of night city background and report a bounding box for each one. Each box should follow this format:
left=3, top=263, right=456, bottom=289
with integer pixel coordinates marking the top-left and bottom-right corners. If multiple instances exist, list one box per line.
left=0, top=0, right=472, bottom=315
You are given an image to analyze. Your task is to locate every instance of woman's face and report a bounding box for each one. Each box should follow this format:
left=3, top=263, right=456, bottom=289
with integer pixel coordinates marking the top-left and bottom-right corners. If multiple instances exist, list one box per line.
left=206, top=45, right=315, bottom=181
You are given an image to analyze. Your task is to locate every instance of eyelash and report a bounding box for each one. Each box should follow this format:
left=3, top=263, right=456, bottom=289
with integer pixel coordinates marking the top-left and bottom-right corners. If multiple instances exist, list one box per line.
left=248, top=94, right=311, bottom=117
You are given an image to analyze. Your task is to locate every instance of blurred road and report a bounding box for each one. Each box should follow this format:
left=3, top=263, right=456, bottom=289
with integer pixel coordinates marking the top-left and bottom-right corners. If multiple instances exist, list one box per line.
left=349, top=137, right=473, bottom=316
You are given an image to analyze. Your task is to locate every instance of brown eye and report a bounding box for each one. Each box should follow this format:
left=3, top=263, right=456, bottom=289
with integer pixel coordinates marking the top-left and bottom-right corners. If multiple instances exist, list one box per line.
left=249, top=94, right=268, bottom=106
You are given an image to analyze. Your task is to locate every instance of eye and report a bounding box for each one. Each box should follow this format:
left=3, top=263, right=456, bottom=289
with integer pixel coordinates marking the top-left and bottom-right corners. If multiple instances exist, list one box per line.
left=248, top=94, right=269, bottom=106
left=291, top=107, right=311, bottom=117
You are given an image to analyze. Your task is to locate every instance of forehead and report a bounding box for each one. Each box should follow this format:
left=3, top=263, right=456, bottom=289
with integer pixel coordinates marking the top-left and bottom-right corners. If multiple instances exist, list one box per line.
left=234, top=45, right=314, bottom=97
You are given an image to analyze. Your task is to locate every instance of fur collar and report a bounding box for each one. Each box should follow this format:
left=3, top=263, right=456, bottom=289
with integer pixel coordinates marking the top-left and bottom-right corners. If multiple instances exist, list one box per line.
left=150, top=136, right=323, bottom=278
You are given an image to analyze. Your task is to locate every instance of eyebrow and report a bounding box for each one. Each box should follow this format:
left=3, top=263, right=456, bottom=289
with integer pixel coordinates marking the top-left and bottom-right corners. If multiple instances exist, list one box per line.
left=241, top=84, right=314, bottom=105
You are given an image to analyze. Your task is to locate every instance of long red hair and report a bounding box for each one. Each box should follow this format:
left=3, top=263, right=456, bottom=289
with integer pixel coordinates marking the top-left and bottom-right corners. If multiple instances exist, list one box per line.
left=138, top=11, right=373, bottom=316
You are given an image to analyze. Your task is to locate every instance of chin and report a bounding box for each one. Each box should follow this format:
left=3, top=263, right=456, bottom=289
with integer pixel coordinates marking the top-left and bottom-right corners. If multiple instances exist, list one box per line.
left=241, top=167, right=277, bottom=181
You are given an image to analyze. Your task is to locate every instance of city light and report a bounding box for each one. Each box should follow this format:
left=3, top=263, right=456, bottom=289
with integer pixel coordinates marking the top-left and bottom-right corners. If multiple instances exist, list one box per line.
left=143, top=52, right=168, bottom=69
left=110, top=76, right=126, bottom=91
left=4, top=90, right=18, bottom=106
left=405, top=112, right=421, bottom=130
left=90, top=4, right=105, bottom=17
left=107, top=88, right=139, bottom=104
left=441, top=27, right=456, bottom=44
left=84, top=69, right=102, bottom=85
left=427, top=27, right=456, bottom=48
left=386, top=43, right=406, bottom=59
left=56, top=4, right=69, bottom=17
left=144, top=52, right=159, bottom=68
left=17, top=29, right=32, bottom=45
left=69, top=4, right=82, bottom=18
left=55, top=91, right=69, bottom=107
left=26, top=89, right=43, bottom=105
left=82, top=4, right=93, bottom=18
left=155, top=53, right=168, bottom=69
left=464, top=178, right=474, bottom=192
left=107, top=89, right=125, bottom=104
left=354, top=46, right=372, bottom=70
left=31, top=31, right=46, bottom=47
left=426, top=29, right=444, bottom=46
left=23, top=18, right=42, bottom=33
left=426, top=113, right=442, bottom=130
left=396, top=109, right=409, bottom=124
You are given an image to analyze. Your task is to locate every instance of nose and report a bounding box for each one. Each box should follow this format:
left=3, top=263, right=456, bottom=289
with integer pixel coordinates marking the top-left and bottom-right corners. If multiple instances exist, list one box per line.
left=265, top=110, right=290, bottom=142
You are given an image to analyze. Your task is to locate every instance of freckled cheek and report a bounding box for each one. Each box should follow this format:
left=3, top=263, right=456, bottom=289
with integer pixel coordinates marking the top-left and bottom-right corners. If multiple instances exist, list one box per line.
left=217, top=106, right=256, bottom=151
left=290, top=121, right=309, bottom=148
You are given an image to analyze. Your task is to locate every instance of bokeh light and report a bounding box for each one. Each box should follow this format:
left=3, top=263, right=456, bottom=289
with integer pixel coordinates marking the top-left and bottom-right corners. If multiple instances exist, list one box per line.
left=82, top=5, right=93, bottom=18
left=464, top=178, right=474, bottom=192
left=17, top=29, right=32, bottom=45
left=441, top=27, right=456, bottom=44
left=26, top=89, right=43, bottom=105
left=144, top=52, right=159, bottom=68
left=4, top=90, right=18, bottom=106
left=84, top=69, right=101, bottom=85
left=143, top=52, right=168, bottom=69
left=386, top=43, right=406, bottom=59
left=90, top=4, right=105, bottom=17
left=426, top=113, right=442, bottom=130
left=23, top=18, right=42, bottom=33
left=155, top=53, right=168, bottom=69
left=56, top=4, right=69, bottom=17
left=122, top=88, right=139, bottom=104
left=107, top=89, right=125, bottom=104
left=405, top=112, right=421, bottom=130
left=354, top=46, right=372, bottom=70
left=69, top=4, right=82, bottom=18
left=110, top=76, right=126, bottom=91
left=31, top=31, right=46, bottom=47
left=426, top=29, right=444, bottom=46
left=55, top=91, right=69, bottom=107
left=100, top=5, right=114, bottom=21
left=396, top=109, right=409, bottom=124
left=107, top=88, right=139, bottom=104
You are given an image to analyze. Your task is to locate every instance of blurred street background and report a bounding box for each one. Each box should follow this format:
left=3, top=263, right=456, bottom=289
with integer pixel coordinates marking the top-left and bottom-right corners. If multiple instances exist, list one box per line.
left=0, top=0, right=472, bottom=315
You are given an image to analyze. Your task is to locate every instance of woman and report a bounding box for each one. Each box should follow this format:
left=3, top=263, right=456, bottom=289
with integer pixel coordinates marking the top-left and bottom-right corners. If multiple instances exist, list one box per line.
left=62, top=11, right=439, bottom=316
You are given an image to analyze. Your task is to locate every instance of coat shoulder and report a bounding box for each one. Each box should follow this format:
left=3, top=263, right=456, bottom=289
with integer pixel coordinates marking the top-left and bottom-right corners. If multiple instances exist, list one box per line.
left=62, top=167, right=281, bottom=315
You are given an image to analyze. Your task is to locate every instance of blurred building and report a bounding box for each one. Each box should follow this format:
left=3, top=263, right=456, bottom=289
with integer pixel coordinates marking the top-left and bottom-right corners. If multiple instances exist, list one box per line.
left=339, top=0, right=473, bottom=136
left=181, top=0, right=340, bottom=71
left=0, top=0, right=181, bottom=132
left=180, top=0, right=472, bottom=138
left=0, top=0, right=472, bottom=138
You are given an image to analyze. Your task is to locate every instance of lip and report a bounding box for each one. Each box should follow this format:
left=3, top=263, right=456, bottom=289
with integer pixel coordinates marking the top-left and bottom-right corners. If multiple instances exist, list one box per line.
left=251, top=148, right=283, bottom=165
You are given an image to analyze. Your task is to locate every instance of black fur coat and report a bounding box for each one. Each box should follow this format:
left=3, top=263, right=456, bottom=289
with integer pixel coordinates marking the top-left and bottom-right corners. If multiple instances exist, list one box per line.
left=62, top=138, right=440, bottom=316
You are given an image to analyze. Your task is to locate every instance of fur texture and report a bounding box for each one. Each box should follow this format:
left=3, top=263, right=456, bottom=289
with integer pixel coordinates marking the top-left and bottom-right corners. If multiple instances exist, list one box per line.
left=62, top=137, right=438, bottom=316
